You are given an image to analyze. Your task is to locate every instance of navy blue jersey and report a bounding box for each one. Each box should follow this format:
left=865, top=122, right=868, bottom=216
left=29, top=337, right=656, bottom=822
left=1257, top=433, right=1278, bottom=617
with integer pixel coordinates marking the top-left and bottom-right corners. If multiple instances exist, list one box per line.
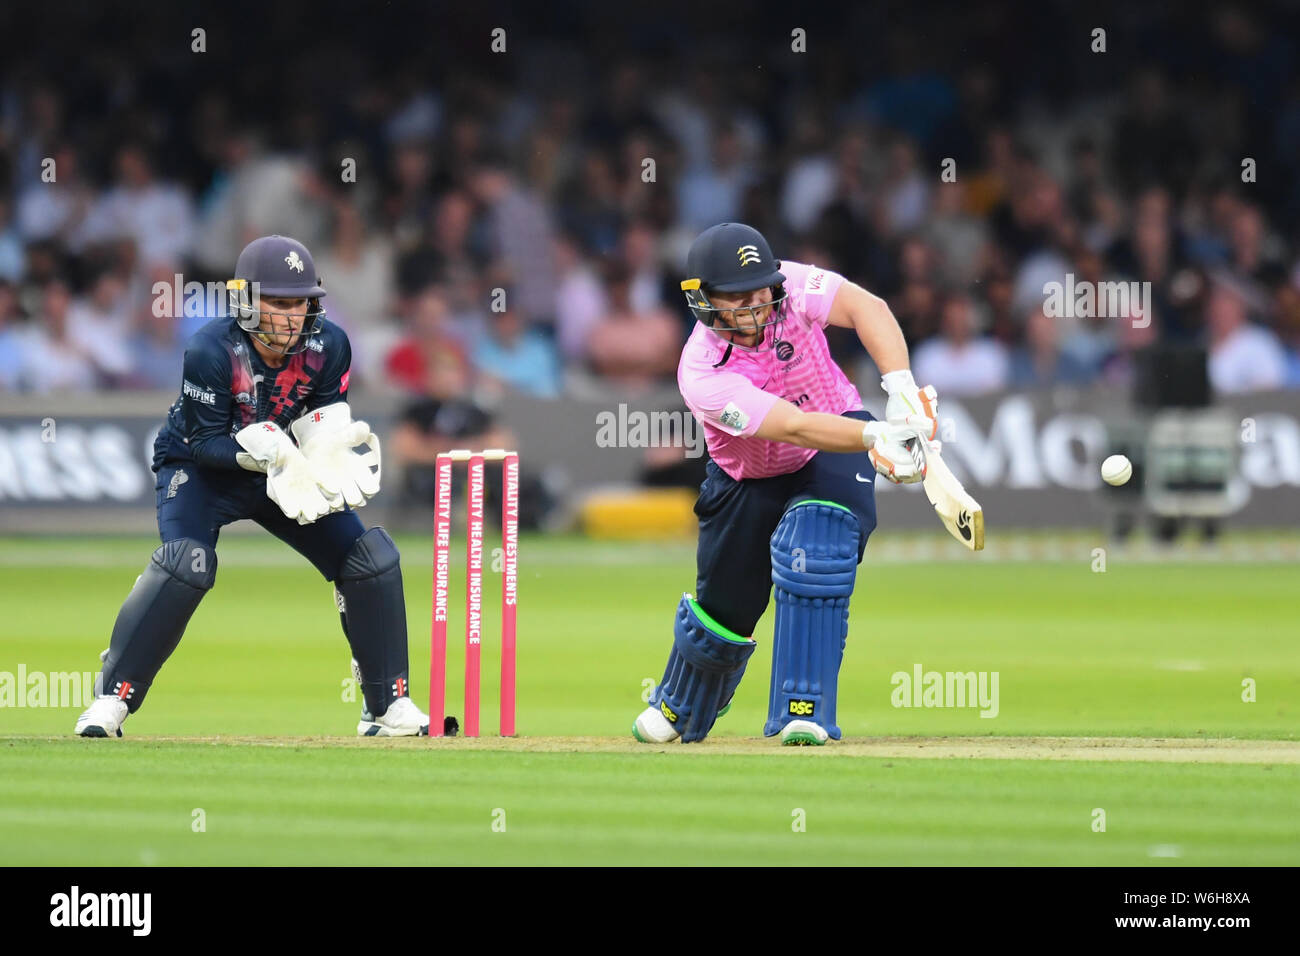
left=153, top=317, right=352, bottom=472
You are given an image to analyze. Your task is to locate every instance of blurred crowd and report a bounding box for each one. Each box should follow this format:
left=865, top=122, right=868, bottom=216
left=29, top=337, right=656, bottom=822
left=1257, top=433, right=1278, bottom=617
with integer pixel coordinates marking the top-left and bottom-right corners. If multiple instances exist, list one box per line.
left=1, top=0, right=1298, bottom=405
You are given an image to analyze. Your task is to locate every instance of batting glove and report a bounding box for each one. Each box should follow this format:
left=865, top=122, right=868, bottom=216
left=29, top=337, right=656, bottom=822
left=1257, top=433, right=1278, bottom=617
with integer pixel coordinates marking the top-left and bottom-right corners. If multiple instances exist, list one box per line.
left=882, top=370, right=939, bottom=442
left=861, top=420, right=928, bottom=484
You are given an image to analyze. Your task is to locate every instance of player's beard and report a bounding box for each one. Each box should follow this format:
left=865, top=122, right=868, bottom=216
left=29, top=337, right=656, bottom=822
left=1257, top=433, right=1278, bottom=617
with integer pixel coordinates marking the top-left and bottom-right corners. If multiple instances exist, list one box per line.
left=723, top=308, right=771, bottom=350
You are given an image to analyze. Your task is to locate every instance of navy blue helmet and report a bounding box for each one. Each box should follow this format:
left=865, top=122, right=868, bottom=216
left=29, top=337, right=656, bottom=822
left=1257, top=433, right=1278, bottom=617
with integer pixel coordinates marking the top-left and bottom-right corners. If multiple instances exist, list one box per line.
left=228, top=235, right=326, bottom=355
left=681, top=222, right=788, bottom=352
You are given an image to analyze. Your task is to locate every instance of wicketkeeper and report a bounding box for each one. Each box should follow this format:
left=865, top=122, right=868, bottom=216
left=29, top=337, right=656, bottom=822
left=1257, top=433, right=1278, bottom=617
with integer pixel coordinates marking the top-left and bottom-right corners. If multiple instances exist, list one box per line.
left=633, top=222, right=939, bottom=745
left=76, top=235, right=428, bottom=737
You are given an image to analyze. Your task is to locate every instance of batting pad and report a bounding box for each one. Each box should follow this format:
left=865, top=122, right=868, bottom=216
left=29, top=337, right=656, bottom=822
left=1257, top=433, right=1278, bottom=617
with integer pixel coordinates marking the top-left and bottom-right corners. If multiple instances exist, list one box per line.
left=651, top=594, right=757, bottom=743
left=99, top=538, right=217, bottom=712
left=765, top=499, right=860, bottom=740
left=338, top=527, right=411, bottom=716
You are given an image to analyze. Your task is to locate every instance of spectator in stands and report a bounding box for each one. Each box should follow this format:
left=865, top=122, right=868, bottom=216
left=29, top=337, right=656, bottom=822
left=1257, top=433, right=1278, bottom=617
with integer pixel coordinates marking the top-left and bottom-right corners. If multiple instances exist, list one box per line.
left=15, top=143, right=94, bottom=252
left=15, top=279, right=98, bottom=392
left=127, top=288, right=184, bottom=390
left=472, top=298, right=562, bottom=398
left=425, top=188, right=489, bottom=321
left=389, top=338, right=517, bottom=512
left=586, top=260, right=680, bottom=392
left=1059, top=248, right=1121, bottom=372
left=382, top=137, right=438, bottom=250
left=560, top=148, right=623, bottom=255
left=0, top=280, right=26, bottom=391
left=384, top=285, right=463, bottom=394
left=315, top=199, right=395, bottom=383
left=80, top=143, right=195, bottom=267
left=1228, top=203, right=1288, bottom=291
left=620, top=219, right=675, bottom=315
left=892, top=279, right=941, bottom=345
left=67, top=264, right=134, bottom=387
left=553, top=232, right=608, bottom=364
left=1010, top=306, right=1097, bottom=388
left=316, top=200, right=394, bottom=332
left=876, top=135, right=930, bottom=238
left=1099, top=298, right=1161, bottom=388
left=676, top=121, right=755, bottom=233
left=923, top=183, right=989, bottom=289
left=780, top=114, right=836, bottom=235
left=912, top=292, right=1010, bottom=395
left=470, top=153, right=559, bottom=329
left=1278, top=279, right=1300, bottom=386
left=0, top=199, right=26, bottom=282
left=1205, top=278, right=1287, bottom=393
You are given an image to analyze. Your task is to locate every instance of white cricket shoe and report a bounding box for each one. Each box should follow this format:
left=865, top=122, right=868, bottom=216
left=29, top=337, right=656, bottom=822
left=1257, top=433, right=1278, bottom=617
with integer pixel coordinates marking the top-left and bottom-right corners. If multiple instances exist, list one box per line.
left=632, top=705, right=680, bottom=744
left=358, top=696, right=429, bottom=737
left=75, top=696, right=129, bottom=738
left=779, top=719, right=829, bottom=746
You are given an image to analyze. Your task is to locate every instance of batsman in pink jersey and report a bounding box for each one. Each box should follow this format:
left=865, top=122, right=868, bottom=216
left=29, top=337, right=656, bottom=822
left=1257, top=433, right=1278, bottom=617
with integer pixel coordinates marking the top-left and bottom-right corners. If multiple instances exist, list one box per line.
left=633, top=222, right=940, bottom=746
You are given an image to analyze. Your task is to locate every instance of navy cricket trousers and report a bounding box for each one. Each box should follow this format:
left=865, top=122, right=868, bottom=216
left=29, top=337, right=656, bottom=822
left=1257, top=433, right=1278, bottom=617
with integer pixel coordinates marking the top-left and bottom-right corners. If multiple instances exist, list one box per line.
left=693, top=409, right=879, bottom=637
left=155, top=462, right=366, bottom=581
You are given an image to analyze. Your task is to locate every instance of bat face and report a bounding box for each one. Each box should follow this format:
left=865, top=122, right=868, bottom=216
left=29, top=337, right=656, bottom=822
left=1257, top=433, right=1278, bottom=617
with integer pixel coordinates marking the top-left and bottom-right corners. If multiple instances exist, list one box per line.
left=922, top=448, right=985, bottom=551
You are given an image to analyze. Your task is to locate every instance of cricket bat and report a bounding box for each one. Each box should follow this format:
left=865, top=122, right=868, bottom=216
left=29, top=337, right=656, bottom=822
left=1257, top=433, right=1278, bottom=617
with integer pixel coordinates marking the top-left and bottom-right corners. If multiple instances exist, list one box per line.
left=922, top=446, right=984, bottom=551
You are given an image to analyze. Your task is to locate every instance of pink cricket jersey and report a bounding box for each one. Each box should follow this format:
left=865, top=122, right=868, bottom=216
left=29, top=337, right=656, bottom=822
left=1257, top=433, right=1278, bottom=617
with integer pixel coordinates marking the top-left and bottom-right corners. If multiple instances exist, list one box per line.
left=677, top=260, right=863, bottom=480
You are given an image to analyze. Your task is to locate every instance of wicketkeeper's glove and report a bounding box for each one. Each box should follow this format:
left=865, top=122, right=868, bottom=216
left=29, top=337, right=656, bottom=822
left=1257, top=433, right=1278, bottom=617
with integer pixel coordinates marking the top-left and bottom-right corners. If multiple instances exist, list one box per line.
left=290, top=402, right=382, bottom=510
left=235, top=421, right=342, bottom=524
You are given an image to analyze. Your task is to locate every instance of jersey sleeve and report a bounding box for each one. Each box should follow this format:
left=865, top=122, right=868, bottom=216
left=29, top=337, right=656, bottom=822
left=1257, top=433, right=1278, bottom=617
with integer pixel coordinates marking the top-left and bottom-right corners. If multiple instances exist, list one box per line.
left=681, top=367, right=780, bottom=438
left=785, top=261, right=846, bottom=328
left=305, top=331, right=353, bottom=410
left=179, top=338, right=243, bottom=469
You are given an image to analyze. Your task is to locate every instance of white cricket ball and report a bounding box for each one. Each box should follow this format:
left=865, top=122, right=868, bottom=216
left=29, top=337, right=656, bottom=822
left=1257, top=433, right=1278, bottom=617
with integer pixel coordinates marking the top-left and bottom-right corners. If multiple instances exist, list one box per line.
left=1101, top=454, right=1132, bottom=486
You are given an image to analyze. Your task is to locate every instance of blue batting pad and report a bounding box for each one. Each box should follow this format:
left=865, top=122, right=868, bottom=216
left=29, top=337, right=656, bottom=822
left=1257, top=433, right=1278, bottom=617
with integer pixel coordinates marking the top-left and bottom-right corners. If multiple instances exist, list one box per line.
left=765, top=499, right=860, bottom=739
left=650, top=594, right=757, bottom=743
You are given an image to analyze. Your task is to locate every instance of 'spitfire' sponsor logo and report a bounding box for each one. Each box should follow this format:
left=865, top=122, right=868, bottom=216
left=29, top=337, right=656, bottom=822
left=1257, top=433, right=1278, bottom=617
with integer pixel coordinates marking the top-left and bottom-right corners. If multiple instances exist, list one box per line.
left=182, top=380, right=216, bottom=405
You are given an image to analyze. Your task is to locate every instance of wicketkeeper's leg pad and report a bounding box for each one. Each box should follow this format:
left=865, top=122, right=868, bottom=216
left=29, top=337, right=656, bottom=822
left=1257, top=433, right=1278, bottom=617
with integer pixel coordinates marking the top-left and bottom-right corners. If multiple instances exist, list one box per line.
left=337, top=527, right=410, bottom=717
left=98, top=538, right=217, bottom=712
left=650, top=594, right=757, bottom=743
left=764, top=499, right=860, bottom=740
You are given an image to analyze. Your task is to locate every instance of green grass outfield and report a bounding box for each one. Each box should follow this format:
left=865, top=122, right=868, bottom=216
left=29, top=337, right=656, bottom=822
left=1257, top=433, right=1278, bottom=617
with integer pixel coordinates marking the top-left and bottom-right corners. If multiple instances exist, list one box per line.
left=1, top=533, right=1297, bottom=865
